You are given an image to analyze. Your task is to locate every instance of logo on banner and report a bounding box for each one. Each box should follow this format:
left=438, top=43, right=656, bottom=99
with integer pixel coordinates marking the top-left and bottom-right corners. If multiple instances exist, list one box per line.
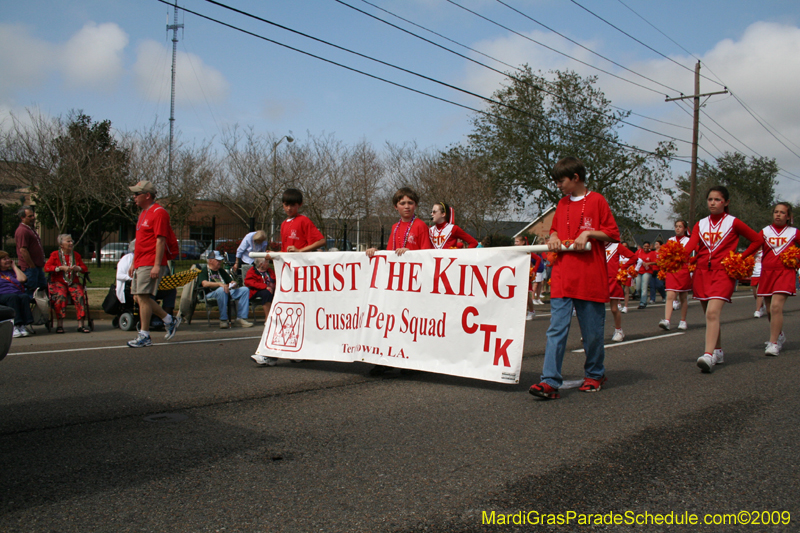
left=265, top=302, right=305, bottom=352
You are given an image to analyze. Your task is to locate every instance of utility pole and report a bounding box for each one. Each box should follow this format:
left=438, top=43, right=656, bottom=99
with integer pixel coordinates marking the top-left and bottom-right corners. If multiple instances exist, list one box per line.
left=665, top=61, right=727, bottom=228
left=167, top=1, right=183, bottom=188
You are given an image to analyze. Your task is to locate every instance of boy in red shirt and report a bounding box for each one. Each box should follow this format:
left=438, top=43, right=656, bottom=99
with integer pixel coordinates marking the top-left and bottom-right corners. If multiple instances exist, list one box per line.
left=278, top=189, right=325, bottom=253
left=252, top=188, right=324, bottom=366
left=529, top=157, right=619, bottom=400
left=365, top=187, right=431, bottom=375
left=366, top=187, right=432, bottom=258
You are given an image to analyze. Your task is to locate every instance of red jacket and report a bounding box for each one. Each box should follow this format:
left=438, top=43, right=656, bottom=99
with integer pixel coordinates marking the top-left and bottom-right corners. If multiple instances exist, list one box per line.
left=44, top=250, right=88, bottom=286
left=244, top=265, right=276, bottom=299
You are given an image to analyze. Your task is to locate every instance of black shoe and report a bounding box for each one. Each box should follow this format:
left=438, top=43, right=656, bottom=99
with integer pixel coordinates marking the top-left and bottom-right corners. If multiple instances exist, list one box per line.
left=637, top=304, right=646, bottom=309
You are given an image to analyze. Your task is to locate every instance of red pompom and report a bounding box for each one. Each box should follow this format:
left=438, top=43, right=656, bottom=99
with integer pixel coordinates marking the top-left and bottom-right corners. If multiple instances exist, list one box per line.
left=779, top=246, right=800, bottom=269
left=721, top=252, right=755, bottom=280
left=657, top=239, right=689, bottom=274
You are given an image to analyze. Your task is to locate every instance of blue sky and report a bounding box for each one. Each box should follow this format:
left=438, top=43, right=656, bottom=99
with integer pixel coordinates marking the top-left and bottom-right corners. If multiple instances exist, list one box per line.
left=2, top=0, right=799, bottom=222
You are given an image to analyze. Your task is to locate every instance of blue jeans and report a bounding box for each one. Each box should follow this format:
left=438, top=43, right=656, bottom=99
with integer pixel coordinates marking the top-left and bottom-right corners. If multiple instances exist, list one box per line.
left=540, top=297, right=606, bottom=389
left=650, top=275, right=666, bottom=302
left=207, top=286, right=250, bottom=321
left=636, top=273, right=652, bottom=306
left=23, top=267, right=47, bottom=297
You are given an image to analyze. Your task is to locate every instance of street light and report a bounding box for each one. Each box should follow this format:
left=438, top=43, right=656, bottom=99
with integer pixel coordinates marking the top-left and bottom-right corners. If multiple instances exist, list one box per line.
left=270, top=132, right=294, bottom=239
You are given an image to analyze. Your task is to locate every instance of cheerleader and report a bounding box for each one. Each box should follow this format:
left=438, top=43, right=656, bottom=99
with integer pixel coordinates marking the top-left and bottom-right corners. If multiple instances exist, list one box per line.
left=659, top=220, right=691, bottom=331
left=429, top=202, right=478, bottom=250
left=683, top=186, right=762, bottom=373
left=619, top=243, right=634, bottom=313
left=606, top=240, right=634, bottom=341
left=744, top=202, right=799, bottom=356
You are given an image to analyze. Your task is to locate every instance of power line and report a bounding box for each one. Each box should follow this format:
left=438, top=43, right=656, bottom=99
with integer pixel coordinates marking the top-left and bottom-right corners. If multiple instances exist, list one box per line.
left=494, top=0, right=682, bottom=95
left=155, top=0, right=691, bottom=164
left=442, top=0, right=672, bottom=98
left=614, top=0, right=800, bottom=174
left=568, top=0, right=724, bottom=89
left=334, top=0, right=692, bottom=145
left=353, top=0, right=692, bottom=132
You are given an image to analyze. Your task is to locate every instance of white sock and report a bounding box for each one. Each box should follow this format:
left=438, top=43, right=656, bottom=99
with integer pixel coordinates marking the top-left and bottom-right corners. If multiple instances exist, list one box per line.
left=141, top=330, right=151, bottom=337
left=163, top=314, right=173, bottom=325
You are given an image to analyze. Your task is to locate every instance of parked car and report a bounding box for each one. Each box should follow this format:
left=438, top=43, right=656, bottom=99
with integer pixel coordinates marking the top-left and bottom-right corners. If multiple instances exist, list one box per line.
left=326, top=237, right=356, bottom=251
left=98, top=242, right=129, bottom=263
left=178, top=240, right=204, bottom=260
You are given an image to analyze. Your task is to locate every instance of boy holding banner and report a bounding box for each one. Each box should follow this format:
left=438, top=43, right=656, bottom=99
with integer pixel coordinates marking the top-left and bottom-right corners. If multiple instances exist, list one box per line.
left=529, top=157, right=619, bottom=400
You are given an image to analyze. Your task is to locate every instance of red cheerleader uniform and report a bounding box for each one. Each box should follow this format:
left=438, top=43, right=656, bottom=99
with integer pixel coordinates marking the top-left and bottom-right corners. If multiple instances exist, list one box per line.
left=751, top=225, right=800, bottom=297
left=665, top=235, right=692, bottom=292
left=429, top=223, right=478, bottom=250
left=684, top=213, right=762, bottom=302
left=605, top=242, right=634, bottom=299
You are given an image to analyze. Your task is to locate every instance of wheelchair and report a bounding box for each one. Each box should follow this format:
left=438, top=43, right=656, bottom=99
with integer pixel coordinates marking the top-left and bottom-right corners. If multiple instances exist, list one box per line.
left=108, top=282, right=176, bottom=332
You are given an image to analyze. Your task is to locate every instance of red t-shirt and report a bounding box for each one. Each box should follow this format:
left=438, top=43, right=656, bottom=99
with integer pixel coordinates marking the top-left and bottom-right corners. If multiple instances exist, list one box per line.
left=134, top=203, right=171, bottom=268
left=684, top=214, right=761, bottom=271
left=429, top=223, right=478, bottom=249
left=388, top=218, right=432, bottom=251
left=280, top=215, right=324, bottom=252
left=635, top=249, right=657, bottom=274
left=549, top=191, right=619, bottom=303
left=15, top=223, right=46, bottom=269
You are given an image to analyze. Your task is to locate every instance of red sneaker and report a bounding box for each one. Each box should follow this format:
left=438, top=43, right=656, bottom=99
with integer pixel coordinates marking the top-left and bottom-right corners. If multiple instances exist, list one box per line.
left=578, top=376, right=607, bottom=392
left=529, top=382, right=560, bottom=399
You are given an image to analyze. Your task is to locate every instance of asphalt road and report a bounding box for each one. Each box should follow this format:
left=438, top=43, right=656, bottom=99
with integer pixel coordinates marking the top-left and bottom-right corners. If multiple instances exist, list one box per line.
left=1, top=290, right=798, bottom=532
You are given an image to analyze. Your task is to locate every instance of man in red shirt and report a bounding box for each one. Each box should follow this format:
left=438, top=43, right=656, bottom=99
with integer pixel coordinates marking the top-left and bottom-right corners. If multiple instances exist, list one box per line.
left=126, top=180, right=180, bottom=347
left=14, top=206, right=47, bottom=297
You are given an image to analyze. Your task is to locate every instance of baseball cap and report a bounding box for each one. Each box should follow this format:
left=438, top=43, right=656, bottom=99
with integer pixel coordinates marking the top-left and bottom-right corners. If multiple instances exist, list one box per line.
left=129, top=180, right=157, bottom=194
left=206, top=250, right=225, bottom=261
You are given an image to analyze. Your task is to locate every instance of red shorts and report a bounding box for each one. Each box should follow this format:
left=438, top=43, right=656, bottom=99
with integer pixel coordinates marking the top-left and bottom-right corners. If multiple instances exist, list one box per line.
left=692, top=268, right=735, bottom=302
left=757, top=268, right=797, bottom=296
left=608, top=277, right=625, bottom=300
left=666, top=268, right=692, bottom=292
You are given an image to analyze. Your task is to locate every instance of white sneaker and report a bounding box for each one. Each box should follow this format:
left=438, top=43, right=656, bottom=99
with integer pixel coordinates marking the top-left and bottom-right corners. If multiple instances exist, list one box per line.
left=678, top=321, right=688, bottom=330
left=697, top=353, right=717, bottom=373
left=235, top=318, right=254, bottom=328
left=534, top=299, right=544, bottom=305
left=612, top=329, right=624, bottom=342
left=658, top=319, right=670, bottom=331
left=765, top=343, right=780, bottom=356
left=12, top=326, right=24, bottom=338
left=251, top=354, right=278, bottom=366
left=713, top=348, right=724, bottom=364
left=777, top=331, right=786, bottom=349
left=526, top=311, right=535, bottom=321
left=220, top=321, right=229, bottom=329
left=620, top=306, right=628, bottom=314
left=672, top=300, right=681, bottom=310
left=754, top=304, right=766, bottom=318
left=617, top=303, right=623, bottom=310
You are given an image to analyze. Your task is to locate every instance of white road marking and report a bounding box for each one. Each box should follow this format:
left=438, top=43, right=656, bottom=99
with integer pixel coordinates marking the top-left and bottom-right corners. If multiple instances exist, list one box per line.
left=8, top=335, right=263, bottom=357
left=572, top=332, right=685, bottom=353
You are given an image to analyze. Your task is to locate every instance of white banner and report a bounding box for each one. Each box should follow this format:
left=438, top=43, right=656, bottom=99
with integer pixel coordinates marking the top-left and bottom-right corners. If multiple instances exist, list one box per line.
left=254, top=248, right=530, bottom=383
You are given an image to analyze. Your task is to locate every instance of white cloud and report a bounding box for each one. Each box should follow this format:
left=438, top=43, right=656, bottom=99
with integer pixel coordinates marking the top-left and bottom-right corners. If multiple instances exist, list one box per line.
left=60, top=22, right=128, bottom=91
left=0, top=24, right=55, bottom=101
left=133, top=40, right=229, bottom=105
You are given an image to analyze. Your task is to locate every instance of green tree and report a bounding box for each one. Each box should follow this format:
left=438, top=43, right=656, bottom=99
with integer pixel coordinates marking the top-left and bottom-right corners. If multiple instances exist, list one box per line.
left=671, top=152, right=778, bottom=231
left=468, top=67, right=675, bottom=228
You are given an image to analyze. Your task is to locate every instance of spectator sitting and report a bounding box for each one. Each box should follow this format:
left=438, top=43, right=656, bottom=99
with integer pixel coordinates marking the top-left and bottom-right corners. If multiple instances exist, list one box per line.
left=244, top=257, right=276, bottom=320
left=232, top=230, right=269, bottom=274
left=116, top=239, right=177, bottom=316
left=0, top=251, right=34, bottom=337
left=44, top=234, right=90, bottom=333
left=198, top=250, right=253, bottom=329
